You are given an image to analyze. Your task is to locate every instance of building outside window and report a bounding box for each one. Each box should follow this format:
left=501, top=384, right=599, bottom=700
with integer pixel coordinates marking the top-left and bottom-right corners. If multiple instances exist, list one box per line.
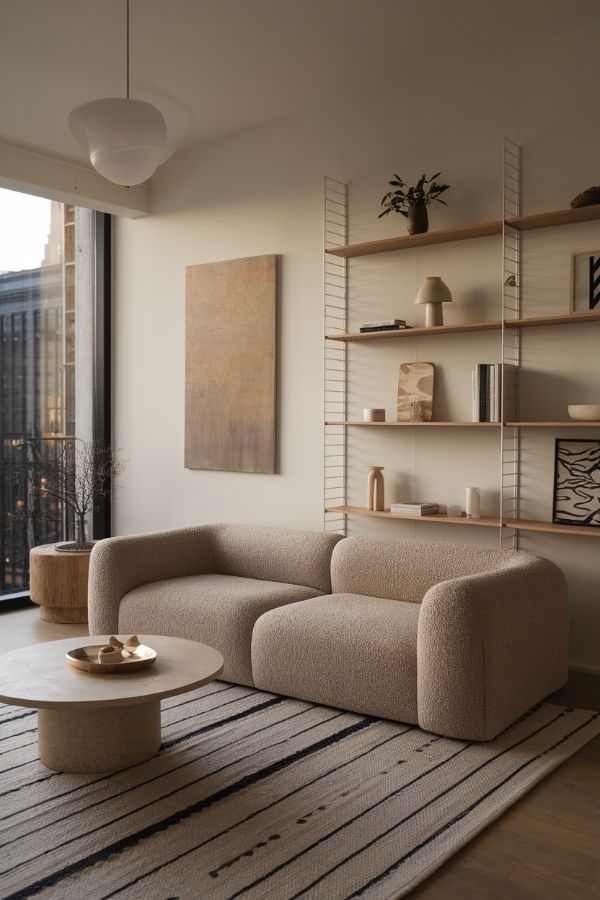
left=0, top=188, right=110, bottom=600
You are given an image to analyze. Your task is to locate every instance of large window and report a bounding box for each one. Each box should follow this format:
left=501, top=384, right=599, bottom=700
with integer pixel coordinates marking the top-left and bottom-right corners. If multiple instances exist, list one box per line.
left=0, top=189, right=111, bottom=599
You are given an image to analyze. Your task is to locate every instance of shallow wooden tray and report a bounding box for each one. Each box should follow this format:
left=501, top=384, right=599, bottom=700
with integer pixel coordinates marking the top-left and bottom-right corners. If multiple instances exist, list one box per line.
left=66, top=643, right=157, bottom=675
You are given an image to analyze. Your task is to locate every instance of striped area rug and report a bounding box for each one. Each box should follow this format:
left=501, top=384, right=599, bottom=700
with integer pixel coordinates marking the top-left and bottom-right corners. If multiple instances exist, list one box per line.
left=0, top=684, right=598, bottom=900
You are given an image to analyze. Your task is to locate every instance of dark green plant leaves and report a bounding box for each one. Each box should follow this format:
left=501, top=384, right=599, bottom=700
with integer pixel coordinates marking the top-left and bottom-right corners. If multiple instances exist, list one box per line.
left=379, top=170, right=450, bottom=217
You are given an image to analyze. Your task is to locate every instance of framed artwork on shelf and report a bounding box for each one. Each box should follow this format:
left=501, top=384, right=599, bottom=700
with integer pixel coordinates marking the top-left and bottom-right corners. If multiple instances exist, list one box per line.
left=553, top=439, right=600, bottom=527
left=571, top=251, right=600, bottom=312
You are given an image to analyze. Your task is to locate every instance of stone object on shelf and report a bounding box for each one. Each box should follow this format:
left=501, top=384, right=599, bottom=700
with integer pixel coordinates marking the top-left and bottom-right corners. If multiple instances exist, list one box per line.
left=409, top=400, right=425, bottom=421
left=570, top=187, right=600, bottom=208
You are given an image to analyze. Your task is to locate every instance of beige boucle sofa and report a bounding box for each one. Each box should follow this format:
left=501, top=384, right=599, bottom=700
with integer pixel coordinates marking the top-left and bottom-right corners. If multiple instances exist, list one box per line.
left=251, top=536, right=569, bottom=741
left=87, top=523, right=343, bottom=685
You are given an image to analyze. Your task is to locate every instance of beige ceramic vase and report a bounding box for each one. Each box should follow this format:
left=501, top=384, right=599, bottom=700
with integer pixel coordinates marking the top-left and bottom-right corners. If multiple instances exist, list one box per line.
left=367, top=466, right=385, bottom=511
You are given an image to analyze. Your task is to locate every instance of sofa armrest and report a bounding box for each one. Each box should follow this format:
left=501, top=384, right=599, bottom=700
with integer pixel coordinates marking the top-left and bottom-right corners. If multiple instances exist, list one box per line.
left=88, top=526, right=216, bottom=634
left=417, top=555, right=569, bottom=741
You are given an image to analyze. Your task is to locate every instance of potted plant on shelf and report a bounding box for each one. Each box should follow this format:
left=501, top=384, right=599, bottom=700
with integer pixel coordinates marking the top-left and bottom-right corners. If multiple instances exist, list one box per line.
left=379, top=171, right=450, bottom=235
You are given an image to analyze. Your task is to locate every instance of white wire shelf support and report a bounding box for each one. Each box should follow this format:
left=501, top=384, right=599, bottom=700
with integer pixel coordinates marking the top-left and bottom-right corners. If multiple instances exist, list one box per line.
left=323, top=177, right=348, bottom=534
left=501, top=138, right=521, bottom=549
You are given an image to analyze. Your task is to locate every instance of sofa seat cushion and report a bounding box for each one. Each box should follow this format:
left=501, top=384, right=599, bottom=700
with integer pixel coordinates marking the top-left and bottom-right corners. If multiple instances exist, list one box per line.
left=252, top=593, right=421, bottom=724
left=118, top=574, right=322, bottom=686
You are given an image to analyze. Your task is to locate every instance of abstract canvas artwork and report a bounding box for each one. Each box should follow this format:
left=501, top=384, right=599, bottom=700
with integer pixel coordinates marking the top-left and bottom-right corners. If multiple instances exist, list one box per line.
left=185, top=255, right=277, bottom=474
left=553, top=439, right=600, bottom=527
left=571, top=251, right=600, bottom=312
left=397, top=362, right=435, bottom=421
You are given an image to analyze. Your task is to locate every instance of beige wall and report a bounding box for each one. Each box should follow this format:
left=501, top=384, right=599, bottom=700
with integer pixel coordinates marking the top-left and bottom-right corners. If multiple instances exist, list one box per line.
left=113, top=1, right=600, bottom=672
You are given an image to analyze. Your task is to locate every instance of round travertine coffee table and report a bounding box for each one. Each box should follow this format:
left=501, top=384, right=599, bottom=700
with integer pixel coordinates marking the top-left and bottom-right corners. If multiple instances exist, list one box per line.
left=0, top=635, right=224, bottom=774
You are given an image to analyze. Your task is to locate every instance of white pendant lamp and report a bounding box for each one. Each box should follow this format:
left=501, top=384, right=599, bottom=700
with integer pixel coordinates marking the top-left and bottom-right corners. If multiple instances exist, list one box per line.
left=69, top=1, right=167, bottom=186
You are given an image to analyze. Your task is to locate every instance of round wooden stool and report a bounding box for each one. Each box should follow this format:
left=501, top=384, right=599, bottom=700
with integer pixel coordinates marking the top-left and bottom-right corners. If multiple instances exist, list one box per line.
left=29, top=544, right=90, bottom=624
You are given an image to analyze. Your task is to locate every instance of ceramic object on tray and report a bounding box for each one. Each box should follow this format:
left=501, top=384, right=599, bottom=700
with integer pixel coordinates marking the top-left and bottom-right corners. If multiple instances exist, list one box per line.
left=66, top=643, right=157, bottom=674
left=568, top=404, right=600, bottom=420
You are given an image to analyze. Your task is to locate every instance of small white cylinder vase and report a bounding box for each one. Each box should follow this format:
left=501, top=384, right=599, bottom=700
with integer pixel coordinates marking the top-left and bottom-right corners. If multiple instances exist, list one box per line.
left=363, top=408, right=386, bottom=422
left=367, top=466, right=385, bottom=511
left=465, top=487, right=481, bottom=519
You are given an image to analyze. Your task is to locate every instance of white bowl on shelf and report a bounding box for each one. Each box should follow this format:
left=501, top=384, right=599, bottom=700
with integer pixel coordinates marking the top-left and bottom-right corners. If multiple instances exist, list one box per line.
left=568, top=404, right=600, bottom=421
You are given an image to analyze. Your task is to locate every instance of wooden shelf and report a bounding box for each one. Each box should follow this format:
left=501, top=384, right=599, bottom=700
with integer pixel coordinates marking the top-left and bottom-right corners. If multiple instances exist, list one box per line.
left=325, top=204, right=600, bottom=260
left=326, top=421, right=500, bottom=427
left=326, top=221, right=502, bottom=258
left=326, top=311, right=600, bottom=343
left=507, top=311, right=600, bottom=328
left=326, top=506, right=500, bottom=527
left=327, top=508, right=600, bottom=537
left=505, top=518, right=600, bottom=537
left=507, top=204, right=600, bottom=231
left=326, top=320, right=501, bottom=342
left=506, top=421, right=600, bottom=427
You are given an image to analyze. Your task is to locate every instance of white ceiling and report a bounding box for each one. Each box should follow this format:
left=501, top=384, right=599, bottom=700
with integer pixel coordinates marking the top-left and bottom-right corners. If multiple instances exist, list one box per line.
left=1, top=0, right=596, bottom=176
left=0, top=0, right=421, bottom=167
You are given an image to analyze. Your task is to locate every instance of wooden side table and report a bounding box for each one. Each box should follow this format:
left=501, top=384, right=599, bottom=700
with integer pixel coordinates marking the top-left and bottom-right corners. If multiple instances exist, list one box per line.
left=29, top=544, right=90, bottom=624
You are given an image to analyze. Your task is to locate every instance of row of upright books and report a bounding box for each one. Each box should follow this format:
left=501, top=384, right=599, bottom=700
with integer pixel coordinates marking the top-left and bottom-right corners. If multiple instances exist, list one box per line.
left=472, top=363, right=501, bottom=422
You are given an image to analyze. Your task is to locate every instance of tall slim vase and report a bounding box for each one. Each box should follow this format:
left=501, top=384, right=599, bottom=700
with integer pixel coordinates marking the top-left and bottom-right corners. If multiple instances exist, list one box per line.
left=367, top=466, right=385, bottom=511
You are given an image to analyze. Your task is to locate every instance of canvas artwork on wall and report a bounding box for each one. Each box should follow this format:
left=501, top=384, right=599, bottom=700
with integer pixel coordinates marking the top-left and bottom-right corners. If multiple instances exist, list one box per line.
left=571, top=251, right=600, bottom=312
left=185, top=254, right=277, bottom=474
left=553, top=439, right=600, bottom=527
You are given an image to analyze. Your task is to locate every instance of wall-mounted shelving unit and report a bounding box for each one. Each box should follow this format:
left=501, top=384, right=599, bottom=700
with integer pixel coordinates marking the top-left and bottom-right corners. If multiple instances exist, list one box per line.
left=323, top=142, right=600, bottom=543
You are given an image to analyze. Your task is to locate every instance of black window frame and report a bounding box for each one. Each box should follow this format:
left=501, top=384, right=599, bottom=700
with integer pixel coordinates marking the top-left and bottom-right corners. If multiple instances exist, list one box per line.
left=0, top=209, right=112, bottom=610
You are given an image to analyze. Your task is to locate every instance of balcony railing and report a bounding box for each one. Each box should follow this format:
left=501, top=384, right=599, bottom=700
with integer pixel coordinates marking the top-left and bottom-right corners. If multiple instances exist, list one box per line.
left=1, top=435, right=76, bottom=597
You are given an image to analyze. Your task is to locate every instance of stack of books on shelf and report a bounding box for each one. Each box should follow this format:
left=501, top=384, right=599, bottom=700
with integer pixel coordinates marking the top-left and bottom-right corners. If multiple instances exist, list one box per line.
left=472, top=363, right=501, bottom=422
left=359, top=319, right=411, bottom=333
left=390, top=502, right=439, bottom=517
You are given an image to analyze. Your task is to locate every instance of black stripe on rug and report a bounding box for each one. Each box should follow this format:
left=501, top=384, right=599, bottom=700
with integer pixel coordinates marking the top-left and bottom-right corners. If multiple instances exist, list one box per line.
left=0, top=705, right=329, bottom=852
left=230, top=707, right=574, bottom=898
left=161, top=695, right=282, bottom=748
left=103, top=726, right=417, bottom=899
left=3, top=717, right=375, bottom=899
left=347, top=711, right=600, bottom=898
left=0, top=686, right=263, bottom=804
left=0, top=704, right=304, bottom=824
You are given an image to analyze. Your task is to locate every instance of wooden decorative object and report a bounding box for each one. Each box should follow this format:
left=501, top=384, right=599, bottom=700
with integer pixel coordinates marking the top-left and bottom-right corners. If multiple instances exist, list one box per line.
left=185, top=255, right=277, bottom=474
left=570, top=187, right=600, bottom=208
left=397, top=362, right=435, bottom=421
left=29, top=544, right=90, bottom=623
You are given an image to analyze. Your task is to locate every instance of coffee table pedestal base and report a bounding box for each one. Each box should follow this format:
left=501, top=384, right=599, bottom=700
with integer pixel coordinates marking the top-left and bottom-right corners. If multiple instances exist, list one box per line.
left=38, top=700, right=161, bottom=773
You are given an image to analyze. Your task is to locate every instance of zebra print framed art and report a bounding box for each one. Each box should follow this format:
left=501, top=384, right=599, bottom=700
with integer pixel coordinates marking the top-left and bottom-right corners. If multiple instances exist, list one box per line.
left=571, top=251, right=600, bottom=313
left=553, top=439, right=600, bottom=527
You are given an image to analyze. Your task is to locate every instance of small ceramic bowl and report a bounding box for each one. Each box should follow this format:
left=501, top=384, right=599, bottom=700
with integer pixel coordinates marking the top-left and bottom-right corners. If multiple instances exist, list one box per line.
left=98, top=647, right=124, bottom=665
left=568, top=404, right=600, bottom=420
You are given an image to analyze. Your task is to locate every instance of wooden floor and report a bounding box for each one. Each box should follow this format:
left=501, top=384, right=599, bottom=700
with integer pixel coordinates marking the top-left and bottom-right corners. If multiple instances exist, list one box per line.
left=1, top=606, right=599, bottom=899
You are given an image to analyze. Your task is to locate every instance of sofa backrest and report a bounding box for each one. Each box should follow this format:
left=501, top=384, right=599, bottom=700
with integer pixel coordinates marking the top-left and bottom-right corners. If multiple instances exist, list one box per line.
left=331, top=536, right=522, bottom=602
left=213, top=523, right=343, bottom=593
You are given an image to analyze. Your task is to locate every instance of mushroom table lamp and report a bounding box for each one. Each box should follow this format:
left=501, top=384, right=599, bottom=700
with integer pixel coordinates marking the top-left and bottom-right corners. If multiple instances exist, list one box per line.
left=416, top=276, right=453, bottom=327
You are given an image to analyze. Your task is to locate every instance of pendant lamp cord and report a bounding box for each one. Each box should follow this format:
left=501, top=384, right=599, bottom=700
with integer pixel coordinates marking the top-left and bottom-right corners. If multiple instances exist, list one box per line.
left=126, top=0, right=130, bottom=99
